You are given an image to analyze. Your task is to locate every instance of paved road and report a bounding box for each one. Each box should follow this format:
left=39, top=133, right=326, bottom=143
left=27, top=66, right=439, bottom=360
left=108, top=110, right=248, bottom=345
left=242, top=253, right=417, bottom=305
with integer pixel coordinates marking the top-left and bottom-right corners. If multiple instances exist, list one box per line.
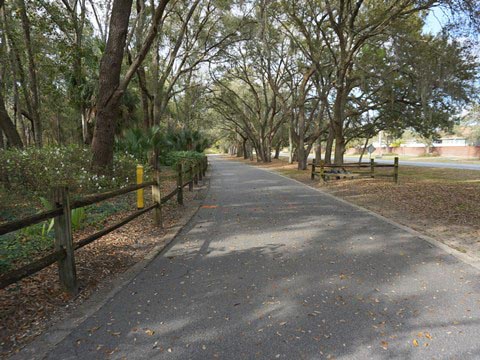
left=43, top=157, right=480, bottom=359
left=345, top=158, right=480, bottom=171
left=280, top=152, right=480, bottom=170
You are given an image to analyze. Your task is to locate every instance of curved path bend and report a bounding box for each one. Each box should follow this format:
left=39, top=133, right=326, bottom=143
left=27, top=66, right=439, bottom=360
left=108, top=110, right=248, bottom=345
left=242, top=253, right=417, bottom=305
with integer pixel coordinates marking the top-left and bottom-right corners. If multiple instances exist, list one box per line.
left=42, top=157, right=479, bottom=359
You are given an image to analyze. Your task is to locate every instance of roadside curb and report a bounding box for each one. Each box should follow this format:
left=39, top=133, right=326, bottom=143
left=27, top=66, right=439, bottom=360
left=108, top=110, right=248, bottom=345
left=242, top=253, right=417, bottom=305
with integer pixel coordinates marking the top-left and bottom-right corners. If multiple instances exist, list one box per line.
left=11, top=172, right=211, bottom=360
left=244, top=161, right=480, bottom=273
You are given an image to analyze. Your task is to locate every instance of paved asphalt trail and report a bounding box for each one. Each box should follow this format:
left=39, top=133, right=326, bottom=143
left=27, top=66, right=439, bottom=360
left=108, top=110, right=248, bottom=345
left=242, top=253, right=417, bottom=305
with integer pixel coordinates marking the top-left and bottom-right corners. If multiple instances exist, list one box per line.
left=44, top=157, right=480, bottom=359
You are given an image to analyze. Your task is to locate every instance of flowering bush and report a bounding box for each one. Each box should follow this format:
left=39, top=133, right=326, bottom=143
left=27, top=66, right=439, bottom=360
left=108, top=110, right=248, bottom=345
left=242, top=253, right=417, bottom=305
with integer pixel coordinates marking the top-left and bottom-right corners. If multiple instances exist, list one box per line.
left=0, top=145, right=146, bottom=198
left=0, top=146, right=148, bottom=272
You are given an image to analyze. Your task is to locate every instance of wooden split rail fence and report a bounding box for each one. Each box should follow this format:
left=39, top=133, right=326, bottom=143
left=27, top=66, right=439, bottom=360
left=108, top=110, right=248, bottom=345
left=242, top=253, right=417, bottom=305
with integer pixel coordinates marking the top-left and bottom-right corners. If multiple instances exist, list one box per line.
left=0, top=156, right=208, bottom=294
left=310, top=157, right=399, bottom=184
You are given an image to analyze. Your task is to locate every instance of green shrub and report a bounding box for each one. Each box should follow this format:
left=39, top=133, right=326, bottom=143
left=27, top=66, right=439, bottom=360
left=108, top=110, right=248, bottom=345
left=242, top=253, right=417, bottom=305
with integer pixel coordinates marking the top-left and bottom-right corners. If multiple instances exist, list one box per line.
left=0, top=146, right=146, bottom=272
left=0, top=224, right=55, bottom=272
left=0, top=145, right=144, bottom=199
left=115, top=127, right=211, bottom=164
left=166, top=129, right=210, bottom=153
left=163, top=151, right=205, bottom=167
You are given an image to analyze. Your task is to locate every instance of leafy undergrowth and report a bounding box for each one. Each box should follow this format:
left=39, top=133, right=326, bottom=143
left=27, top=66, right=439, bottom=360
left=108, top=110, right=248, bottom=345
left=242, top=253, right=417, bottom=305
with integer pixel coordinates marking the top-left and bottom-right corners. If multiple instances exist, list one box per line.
left=0, top=197, right=132, bottom=273
left=0, top=174, right=198, bottom=357
left=230, top=156, right=480, bottom=260
left=0, top=168, right=177, bottom=274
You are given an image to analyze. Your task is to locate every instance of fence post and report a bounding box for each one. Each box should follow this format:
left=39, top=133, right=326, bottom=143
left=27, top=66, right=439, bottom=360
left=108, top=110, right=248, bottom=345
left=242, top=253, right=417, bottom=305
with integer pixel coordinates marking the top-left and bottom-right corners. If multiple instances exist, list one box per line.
left=370, top=159, right=375, bottom=178
left=188, top=163, right=194, bottom=191
left=152, top=170, right=163, bottom=227
left=311, top=160, right=316, bottom=180
left=320, top=161, right=325, bottom=181
left=136, top=165, right=144, bottom=209
left=193, top=162, right=198, bottom=185
left=394, top=156, right=399, bottom=184
left=198, top=160, right=203, bottom=182
left=53, top=187, right=78, bottom=295
left=177, top=162, right=184, bottom=205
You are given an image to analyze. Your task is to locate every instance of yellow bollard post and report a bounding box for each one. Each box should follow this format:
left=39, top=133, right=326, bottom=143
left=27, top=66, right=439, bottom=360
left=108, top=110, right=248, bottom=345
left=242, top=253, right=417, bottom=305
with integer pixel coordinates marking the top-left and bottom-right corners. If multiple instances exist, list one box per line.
left=136, top=165, right=144, bottom=209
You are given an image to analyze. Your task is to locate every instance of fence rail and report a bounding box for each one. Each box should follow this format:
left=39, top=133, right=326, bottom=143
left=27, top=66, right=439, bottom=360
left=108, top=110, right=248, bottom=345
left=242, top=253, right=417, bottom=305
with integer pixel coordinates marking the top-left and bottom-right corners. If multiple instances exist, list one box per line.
left=0, top=156, right=208, bottom=293
left=310, top=157, right=399, bottom=184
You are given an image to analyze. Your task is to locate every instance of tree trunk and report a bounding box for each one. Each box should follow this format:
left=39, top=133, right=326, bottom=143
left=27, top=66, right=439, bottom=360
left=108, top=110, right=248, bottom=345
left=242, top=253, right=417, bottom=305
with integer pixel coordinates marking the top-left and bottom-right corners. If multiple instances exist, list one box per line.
left=324, top=126, right=334, bottom=164
left=297, top=146, right=306, bottom=169
left=236, top=140, right=243, bottom=157
left=297, top=104, right=306, bottom=169
left=67, top=0, right=87, bottom=144
left=242, top=138, right=248, bottom=159
left=152, top=35, right=161, bottom=126
left=274, top=142, right=281, bottom=159
left=314, top=140, right=322, bottom=163
left=258, top=141, right=265, bottom=162
left=138, top=66, right=151, bottom=128
left=359, top=137, right=369, bottom=163
left=334, top=133, right=345, bottom=165
left=265, top=137, right=272, bottom=162
left=297, top=125, right=305, bottom=169
left=134, top=0, right=151, bottom=129
left=91, top=0, right=170, bottom=169
left=332, top=87, right=347, bottom=165
left=3, top=7, right=29, bottom=146
left=91, top=0, right=133, bottom=170
left=81, top=112, right=89, bottom=144
left=0, top=91, right=23, bottom=148
left=0, top=9, right=22, bottom=148
left=0, top=128, right=10, bottom=188
left=18, top=0, right=42, bottom=146
left=297, top=67, right=315, bottom=170
left=288, top=123, right=294, bottom=164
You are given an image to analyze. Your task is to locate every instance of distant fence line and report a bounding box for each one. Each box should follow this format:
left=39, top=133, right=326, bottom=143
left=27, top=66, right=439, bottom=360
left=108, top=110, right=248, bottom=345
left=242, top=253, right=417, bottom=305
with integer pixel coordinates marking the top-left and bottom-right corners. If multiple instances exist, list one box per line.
left=0, top=156, right=208, bottom=294
left=310, top=157, right=399, bottom=183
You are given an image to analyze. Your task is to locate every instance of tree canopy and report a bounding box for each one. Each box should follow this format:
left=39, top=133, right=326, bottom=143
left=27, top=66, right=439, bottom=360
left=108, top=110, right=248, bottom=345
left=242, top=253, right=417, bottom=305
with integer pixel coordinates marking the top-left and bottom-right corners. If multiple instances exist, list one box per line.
left=0, top=0, right=478, bottom=168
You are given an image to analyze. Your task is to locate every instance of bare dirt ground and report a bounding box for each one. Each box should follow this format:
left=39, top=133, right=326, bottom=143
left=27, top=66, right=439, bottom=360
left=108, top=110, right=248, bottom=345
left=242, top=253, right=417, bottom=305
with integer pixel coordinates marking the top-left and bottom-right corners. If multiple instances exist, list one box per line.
left=0, top=179, right=199, bottom=357
left=228, top=156, right=480, bottom=260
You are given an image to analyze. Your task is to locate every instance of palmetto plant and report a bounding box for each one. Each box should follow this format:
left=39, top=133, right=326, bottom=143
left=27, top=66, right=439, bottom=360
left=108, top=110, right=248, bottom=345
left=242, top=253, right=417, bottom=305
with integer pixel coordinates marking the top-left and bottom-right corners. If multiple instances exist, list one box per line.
left=39, top=197, right=86, bottom=234
left=116, top=127, right=210, bottom=165
left=39, top=197, right=55, bottom=236
left=167, top=128, right=210, bottom=152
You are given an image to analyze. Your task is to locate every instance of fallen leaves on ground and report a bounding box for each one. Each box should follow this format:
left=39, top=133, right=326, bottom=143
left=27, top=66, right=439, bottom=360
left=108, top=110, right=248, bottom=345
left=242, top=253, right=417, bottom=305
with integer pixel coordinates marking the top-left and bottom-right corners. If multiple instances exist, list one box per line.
left=231, top=156, right=480, bottom=260
left=0, top=179, right=199, bottom=356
